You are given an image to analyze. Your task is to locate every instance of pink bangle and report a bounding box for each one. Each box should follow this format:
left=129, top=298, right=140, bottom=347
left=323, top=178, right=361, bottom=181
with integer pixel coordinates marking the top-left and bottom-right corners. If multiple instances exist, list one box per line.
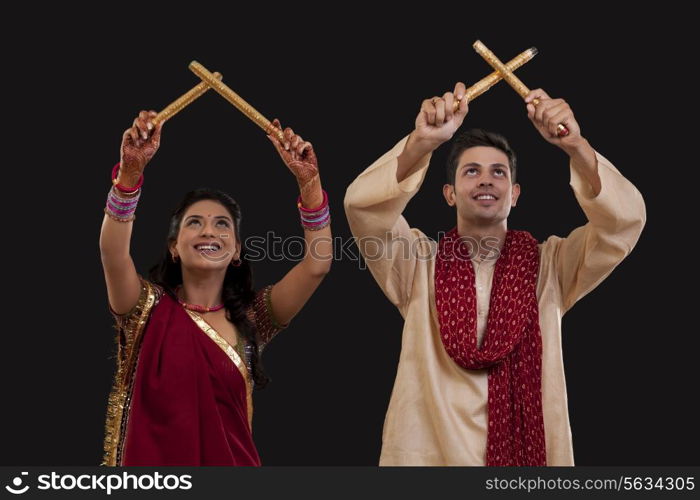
left=297, top=189, right=328, bottom=213
left=297, top=189, right=330, bottom=231
left=111, top=162, right=143, bottom=192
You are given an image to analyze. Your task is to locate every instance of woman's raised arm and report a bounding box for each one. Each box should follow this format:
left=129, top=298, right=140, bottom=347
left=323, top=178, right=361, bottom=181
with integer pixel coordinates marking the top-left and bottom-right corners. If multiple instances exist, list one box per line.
left=99, top=110, right=163, bottom=315
left=265, top=120, right=332, bottom=325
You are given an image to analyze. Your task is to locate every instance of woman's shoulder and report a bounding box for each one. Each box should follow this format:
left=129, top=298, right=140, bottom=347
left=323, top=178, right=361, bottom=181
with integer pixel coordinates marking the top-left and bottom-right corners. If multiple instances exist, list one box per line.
left=247, top=284, right=288, bottom=349
left=109, top=275, right=165, bottom=327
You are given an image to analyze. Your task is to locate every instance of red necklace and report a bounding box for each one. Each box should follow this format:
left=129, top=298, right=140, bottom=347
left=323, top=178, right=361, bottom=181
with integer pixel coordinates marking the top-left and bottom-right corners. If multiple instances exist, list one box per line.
left=175, top=286, right=225, bottom=313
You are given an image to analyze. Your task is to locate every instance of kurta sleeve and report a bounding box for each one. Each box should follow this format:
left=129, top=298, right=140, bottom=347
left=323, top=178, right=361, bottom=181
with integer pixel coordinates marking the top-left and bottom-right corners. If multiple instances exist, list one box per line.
left=344, top=136, right=433, bottom=316
left=545, top=151, right=646, bottom=313
left=251, top=284, right=288, bottom=352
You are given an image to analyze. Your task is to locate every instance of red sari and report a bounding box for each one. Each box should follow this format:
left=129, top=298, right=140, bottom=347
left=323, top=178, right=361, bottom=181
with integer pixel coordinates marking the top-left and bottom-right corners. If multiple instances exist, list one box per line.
left=102, top=276, right=284, bottom=466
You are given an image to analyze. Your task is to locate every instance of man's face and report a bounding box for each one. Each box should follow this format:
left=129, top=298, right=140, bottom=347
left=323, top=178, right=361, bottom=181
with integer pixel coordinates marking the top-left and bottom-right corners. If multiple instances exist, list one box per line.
left=443, top=146, right=521, bottom=226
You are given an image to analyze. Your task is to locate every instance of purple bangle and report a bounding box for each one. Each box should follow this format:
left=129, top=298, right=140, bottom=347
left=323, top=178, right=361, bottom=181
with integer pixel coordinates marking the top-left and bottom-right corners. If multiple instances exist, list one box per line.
left=108, top=188, right=140, bottom=207
left=105, top=185, right=140, bottom=222
left=108, top=194, right=139, bottom=208
left=107, top=200, right=136, bottom=216
left=104, top=206, right=135, bottom=222
left=297, top=189, right=330, bottom=231
left=301, top=211, right=329, bottom=224
left=301, top=215, right=331, bottom=231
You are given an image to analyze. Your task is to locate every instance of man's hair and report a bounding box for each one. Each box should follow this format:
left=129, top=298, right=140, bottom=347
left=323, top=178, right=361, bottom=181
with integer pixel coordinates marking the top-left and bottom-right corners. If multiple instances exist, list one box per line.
left=446, top=128, right=517, bottom=184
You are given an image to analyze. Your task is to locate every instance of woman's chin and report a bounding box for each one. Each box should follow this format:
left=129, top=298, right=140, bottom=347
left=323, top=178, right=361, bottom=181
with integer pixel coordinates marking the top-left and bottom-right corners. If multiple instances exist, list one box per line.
left=182, top=258, right=229, bottom=272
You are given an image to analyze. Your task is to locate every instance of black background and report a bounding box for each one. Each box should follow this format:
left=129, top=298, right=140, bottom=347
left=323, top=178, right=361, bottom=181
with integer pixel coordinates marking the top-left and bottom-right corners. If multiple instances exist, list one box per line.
left=2, top=6, right=696, bottom=466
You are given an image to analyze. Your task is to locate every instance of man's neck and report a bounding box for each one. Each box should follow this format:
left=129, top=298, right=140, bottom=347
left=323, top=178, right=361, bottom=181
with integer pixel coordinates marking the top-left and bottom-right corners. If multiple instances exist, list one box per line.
left=456, top=219, right=507, bottom=262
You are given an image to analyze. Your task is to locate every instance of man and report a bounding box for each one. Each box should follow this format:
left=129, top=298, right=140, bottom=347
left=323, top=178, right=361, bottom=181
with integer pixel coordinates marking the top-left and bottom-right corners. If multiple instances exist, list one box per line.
left=343, top=82, right=645, bottom=465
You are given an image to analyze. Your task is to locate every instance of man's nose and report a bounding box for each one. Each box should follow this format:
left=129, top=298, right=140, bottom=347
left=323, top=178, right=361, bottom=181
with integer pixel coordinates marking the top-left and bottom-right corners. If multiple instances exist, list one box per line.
left=478, top=177, right=493, bottom=187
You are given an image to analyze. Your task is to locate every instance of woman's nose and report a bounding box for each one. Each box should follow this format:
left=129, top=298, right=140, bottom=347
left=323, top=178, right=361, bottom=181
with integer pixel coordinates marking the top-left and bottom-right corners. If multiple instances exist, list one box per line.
left=199, top=222, right=216, bottom=236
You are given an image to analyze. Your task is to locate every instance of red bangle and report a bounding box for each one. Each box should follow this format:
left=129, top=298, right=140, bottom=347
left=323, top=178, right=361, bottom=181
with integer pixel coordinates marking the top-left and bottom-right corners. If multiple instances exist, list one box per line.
left=297, top=189, right=328, bottom=212
left=111, top=162, right=143, bottom=192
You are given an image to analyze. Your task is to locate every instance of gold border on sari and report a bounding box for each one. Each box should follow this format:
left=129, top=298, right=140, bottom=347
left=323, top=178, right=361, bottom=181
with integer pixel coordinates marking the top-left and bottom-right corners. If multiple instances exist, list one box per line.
left=102, top=277, right=162, bottom=466
left=184, top=309, right=254, bottom=430
left=102, top=281, right=278, bottom=465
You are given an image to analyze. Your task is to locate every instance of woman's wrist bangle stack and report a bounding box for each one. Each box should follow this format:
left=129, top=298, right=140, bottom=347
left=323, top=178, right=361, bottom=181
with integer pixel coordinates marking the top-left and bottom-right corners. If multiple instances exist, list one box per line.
left=105, top=162, right=142, bottom=222
left=298, top=189, right=330, bottom=231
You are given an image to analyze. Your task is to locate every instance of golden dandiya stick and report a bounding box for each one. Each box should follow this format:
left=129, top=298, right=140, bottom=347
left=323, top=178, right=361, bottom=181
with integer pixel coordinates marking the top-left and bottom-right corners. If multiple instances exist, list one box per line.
left=453, top=47, right=538, bottom=111
left=472, top=40, right=570, bottom=137
left=188, top=61, right=284, bottom=141
left=151, top=72, right=223, bottom=126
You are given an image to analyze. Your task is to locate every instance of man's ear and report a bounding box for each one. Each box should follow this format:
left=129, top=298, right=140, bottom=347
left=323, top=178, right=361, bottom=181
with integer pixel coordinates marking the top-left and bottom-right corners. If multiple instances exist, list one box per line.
left=511, top=183, right=521, bottom=207
left=443, top=184, right=456, bottom=207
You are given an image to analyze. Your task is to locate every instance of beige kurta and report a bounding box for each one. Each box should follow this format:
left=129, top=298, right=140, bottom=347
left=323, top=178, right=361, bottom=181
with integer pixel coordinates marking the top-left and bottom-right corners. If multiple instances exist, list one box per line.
left=343, top=136, right=646, bottom=465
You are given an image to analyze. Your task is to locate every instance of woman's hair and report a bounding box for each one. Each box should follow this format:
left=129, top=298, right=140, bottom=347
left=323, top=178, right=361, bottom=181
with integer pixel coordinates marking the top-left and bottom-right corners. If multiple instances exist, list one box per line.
left=148, top=188, right=269, bottom=389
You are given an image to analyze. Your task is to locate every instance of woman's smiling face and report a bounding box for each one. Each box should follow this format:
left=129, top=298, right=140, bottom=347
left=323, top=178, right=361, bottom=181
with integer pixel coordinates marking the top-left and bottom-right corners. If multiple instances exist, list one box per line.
left=170, top=199, right=240, bottom=270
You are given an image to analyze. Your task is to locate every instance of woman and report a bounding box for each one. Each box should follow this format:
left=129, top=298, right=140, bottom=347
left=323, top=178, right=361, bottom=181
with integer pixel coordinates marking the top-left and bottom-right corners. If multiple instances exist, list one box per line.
left=100, top=111, right=332, bottom=466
